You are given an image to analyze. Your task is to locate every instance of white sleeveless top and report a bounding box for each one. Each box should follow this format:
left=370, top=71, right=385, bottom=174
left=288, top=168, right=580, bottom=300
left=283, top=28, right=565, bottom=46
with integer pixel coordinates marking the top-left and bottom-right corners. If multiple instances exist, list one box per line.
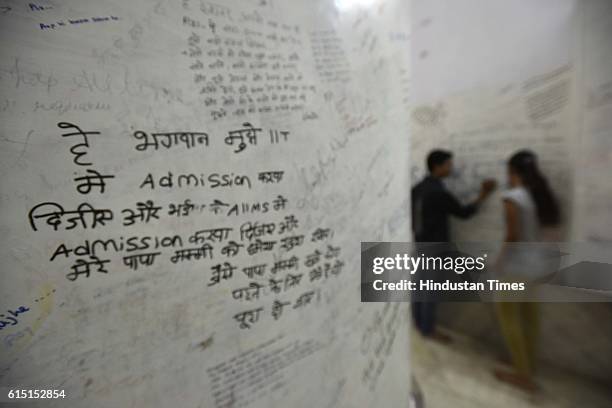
left=501, top=186, right=539, bottom=241
left=500, top=186, right=552, bottom=281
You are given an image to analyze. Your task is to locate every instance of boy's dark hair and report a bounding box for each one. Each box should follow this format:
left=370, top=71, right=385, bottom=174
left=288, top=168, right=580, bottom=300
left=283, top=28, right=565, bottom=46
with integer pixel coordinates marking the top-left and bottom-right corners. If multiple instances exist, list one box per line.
left=427, top=149, right=453, bottom=172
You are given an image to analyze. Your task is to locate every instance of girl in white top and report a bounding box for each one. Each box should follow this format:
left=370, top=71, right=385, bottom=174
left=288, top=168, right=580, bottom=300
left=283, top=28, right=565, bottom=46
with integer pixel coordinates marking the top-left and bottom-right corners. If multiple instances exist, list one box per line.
left=494, top=150, right=560, bottom=392
left=501, top=187, right=538, bottom=241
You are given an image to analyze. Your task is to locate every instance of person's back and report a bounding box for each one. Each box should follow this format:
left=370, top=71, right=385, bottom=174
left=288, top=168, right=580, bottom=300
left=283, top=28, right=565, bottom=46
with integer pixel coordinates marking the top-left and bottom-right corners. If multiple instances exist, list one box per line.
left=412, top=176, right=449, bottom=242
left=412, top=174, right=494, bottom=243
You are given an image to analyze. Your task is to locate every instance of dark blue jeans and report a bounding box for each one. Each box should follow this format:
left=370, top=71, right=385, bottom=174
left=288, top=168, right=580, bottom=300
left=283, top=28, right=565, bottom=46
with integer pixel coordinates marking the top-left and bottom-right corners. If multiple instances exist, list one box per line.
left=411, top=300, right=437, bottom=336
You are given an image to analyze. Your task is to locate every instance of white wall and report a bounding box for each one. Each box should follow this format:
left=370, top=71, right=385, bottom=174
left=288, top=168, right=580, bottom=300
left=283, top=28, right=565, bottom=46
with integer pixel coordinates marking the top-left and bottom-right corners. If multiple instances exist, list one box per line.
left=0, top=1, right=412, bottom=406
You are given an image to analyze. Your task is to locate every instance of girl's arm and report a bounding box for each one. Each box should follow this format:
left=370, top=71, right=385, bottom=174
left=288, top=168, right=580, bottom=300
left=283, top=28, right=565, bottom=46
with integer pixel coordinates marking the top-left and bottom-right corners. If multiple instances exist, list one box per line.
left=494, top=199, right=521, bottom=274
left=503, top=199, right=520, bottom=242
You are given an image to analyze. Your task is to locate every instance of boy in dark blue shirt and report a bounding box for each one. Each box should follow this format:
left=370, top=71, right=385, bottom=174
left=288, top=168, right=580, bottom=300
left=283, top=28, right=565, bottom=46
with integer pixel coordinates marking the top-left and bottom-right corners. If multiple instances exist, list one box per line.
left=411, top=149, right=496, bottom=340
